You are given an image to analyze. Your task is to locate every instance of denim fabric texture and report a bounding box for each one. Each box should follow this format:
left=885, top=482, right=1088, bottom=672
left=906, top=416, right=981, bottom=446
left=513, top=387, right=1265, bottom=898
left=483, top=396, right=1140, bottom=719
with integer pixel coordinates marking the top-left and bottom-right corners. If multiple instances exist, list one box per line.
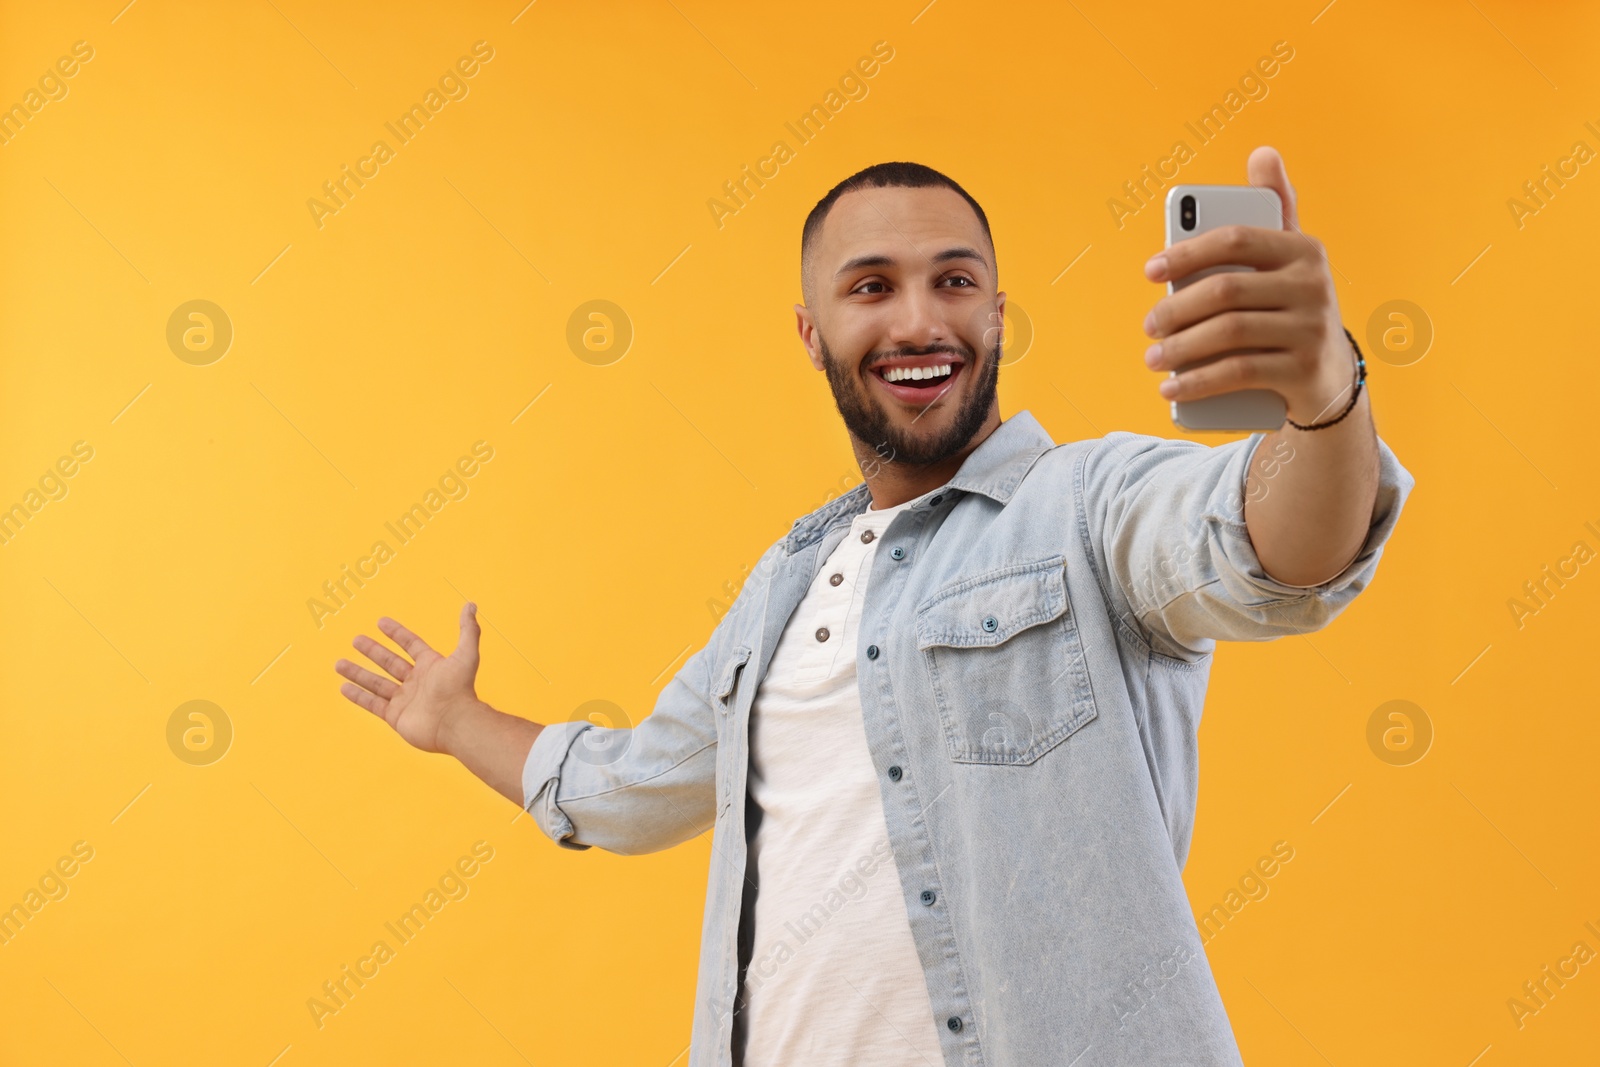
left=523, top=409, right=1415, bottom=1066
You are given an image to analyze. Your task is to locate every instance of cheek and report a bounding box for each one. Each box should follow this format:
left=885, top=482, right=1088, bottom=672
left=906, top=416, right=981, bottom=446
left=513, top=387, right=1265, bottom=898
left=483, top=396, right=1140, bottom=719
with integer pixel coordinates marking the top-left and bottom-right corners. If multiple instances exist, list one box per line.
left=827, top=336, right=877, bottom=379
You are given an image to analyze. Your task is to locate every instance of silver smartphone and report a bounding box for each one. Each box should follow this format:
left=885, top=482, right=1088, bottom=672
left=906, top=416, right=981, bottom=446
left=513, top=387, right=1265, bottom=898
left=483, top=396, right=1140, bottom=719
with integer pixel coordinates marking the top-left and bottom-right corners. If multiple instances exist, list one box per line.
left=1163, top=184, right=1287, bottom=432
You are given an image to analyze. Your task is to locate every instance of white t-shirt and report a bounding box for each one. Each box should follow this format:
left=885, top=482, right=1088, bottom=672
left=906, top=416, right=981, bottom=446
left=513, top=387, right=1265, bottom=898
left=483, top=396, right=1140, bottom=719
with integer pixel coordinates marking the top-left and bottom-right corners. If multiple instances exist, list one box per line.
left=737, top=488, right=945, bottom=1065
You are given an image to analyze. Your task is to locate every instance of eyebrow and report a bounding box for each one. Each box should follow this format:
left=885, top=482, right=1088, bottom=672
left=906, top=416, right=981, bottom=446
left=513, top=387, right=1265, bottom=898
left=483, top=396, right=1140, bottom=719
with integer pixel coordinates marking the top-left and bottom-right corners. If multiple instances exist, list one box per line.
left=833, top=245, right=989, bottom=279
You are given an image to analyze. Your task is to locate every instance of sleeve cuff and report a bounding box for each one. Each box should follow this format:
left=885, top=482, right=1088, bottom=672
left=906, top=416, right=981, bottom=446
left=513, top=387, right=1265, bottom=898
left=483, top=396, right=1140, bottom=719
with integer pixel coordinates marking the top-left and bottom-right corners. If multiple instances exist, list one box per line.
left=520, top=720, right=595, bottom=851
left=1219, top=430, right=1416, bottom=598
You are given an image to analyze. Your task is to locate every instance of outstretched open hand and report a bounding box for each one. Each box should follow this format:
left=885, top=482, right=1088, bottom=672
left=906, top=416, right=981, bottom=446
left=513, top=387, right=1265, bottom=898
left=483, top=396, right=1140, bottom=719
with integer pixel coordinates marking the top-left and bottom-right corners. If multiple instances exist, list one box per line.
left=335, top=602, right=482, bottom=754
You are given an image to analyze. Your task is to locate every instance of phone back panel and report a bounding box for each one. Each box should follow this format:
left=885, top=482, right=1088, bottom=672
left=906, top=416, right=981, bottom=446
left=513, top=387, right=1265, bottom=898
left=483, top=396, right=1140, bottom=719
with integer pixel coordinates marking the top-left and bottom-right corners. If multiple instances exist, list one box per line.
left=1163, top=184, right=1286, bottom=432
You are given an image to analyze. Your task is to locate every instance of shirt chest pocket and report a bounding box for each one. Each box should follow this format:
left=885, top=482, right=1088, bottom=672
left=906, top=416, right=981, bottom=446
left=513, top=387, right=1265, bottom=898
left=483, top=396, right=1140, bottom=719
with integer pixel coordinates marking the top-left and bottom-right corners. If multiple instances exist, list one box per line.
left=914, top=554, right=1098, bottom=765
left=713, top=644, right=753, bottom=715
left=712, top=644, right=754, bottom=814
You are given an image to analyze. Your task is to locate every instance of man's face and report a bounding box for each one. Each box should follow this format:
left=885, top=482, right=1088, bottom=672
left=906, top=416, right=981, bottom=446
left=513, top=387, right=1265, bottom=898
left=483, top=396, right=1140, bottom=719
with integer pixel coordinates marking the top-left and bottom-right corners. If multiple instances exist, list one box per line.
left=796, top=185, right=1003, bottom=468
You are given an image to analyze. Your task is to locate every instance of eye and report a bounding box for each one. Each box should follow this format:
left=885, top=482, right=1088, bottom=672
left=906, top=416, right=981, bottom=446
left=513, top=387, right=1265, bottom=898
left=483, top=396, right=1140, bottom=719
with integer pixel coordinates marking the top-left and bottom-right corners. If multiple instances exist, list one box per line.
left=851, top=280, right=888, bottom=295
left=941, top=275, right=976, bottom=288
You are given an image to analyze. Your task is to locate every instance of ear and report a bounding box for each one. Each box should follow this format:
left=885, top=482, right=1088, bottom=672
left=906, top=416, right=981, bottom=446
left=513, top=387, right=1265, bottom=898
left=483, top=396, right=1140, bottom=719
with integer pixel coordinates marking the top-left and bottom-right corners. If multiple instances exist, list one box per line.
left=1246, top=146, right=1300, bottom=232
left=794, top=303, right=824, bottom=371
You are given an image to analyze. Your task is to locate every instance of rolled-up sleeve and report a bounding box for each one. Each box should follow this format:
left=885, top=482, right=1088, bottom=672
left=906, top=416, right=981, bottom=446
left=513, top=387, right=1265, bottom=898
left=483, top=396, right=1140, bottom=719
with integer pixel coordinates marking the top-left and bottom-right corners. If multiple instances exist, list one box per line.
left=1077, top=428, right=1416, bottom=661
left=521, top=637, right=726, bottom=856
left=521, top=543, right=779, bottom=855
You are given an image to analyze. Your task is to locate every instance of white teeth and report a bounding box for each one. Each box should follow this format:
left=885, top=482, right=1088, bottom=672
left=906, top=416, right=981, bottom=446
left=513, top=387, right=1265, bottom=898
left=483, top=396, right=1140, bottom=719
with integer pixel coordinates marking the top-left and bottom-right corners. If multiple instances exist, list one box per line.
left=882, top=363, right=952, bottom=383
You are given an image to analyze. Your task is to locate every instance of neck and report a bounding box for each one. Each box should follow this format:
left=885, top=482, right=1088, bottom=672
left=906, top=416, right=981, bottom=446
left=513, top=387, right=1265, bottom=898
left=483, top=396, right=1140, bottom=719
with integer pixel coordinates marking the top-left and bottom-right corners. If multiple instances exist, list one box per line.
left=852, top=405, right=1001, bottom=510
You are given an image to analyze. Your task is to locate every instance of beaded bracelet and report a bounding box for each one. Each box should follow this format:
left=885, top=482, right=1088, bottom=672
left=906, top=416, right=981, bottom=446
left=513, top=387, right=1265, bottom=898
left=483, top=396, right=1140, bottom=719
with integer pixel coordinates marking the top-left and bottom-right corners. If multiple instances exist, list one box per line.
left=1285, top=326, right=1367, bottom=431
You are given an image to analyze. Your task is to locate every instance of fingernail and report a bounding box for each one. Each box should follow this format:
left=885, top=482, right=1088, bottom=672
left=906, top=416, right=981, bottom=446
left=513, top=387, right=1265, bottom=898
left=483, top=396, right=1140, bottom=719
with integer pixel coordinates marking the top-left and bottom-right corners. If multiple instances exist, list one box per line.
left=1143, top=311, right=1157, bottom=336
left=1159, top=377, right=1179, bottom=398
left=1144, top=254, right=1167, bottom=280
left=1144, top=343, right=1163, bottom=369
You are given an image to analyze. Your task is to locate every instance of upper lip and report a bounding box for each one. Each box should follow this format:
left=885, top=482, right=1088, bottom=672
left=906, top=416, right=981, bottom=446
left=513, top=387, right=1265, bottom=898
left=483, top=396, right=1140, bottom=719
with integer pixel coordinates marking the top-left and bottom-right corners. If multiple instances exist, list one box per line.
left=868, top=352, right=966, bottom=376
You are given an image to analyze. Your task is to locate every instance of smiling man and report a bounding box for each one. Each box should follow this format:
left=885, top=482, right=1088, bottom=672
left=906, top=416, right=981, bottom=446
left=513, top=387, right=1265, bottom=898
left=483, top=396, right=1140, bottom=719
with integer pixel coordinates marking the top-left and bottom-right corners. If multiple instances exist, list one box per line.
left=335, top=149, right=1415, bottom=1066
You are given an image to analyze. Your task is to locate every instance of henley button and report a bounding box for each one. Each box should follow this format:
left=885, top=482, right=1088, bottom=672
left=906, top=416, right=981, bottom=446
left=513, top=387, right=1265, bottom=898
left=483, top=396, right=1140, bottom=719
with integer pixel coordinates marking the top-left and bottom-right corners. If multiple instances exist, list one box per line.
left=866, top=644, right=879, bottom=660
left=920, top=889, right=936, bottom=906
left=860, top=529, right=875, bottom=544
left=829, top=572, right=844, bottom=586
left=815, top=627, right=830, bottom=642
left=887, top=764, right=902, bottom=781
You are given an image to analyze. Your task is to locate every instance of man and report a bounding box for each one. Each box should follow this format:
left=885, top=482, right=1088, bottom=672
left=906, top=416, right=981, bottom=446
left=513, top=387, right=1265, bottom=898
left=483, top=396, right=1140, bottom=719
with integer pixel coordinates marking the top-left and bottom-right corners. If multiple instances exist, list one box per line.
left=334, top=147, right=1414, bottom=1066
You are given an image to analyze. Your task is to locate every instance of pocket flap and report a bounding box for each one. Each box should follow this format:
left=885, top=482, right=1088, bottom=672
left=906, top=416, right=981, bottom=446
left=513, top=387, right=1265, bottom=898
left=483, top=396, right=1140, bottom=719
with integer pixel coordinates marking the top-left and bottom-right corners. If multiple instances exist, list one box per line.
left=915, top=555, right=1069, bottom=650
left=713, top=644, right=753, bottom=707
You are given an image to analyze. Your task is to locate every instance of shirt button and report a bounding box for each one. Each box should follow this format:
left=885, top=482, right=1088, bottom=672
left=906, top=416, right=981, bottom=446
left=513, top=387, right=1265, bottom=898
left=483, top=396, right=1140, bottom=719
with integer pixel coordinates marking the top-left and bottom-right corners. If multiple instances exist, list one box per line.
left=860, top=529, right=875, bottom=544
left=866, top=644, right=879, bottom=660
left=929, top=494, right=942, bottom=507
left=815, top=627, right=830, bottom=642
left=829, top=572, right=844, bottom=586
left=887, top=764, right=902, bottom=781
left=890, top=546, right=905, bottom=561
left=946, top=1016, right=963, bottom=1033
left=981, top=615, right=998, bottom=633
left=920, top=889, right=936, bottom=906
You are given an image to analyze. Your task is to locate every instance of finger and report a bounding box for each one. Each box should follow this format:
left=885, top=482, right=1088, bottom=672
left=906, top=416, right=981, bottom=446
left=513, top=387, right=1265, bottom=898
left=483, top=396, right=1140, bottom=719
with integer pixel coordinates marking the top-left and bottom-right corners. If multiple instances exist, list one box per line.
left=378, top=616, right=437, bottom=660
left=1146, top=268, right=1298, bottom=340
left=334, top=658, right=400, bottom=701
left=1160, top=350, right=1301, bottom=403
left=453, top=601, right=482, bottom=665
left=352, top=633, right=413, bottom=682
left=1246, top=145, right=1299, bottom=231
left=1148, top=225, right=1300, bottom=283
left=338, top=680, right=390, bottom=722
left=1148, top=310, right=1304, bottom=372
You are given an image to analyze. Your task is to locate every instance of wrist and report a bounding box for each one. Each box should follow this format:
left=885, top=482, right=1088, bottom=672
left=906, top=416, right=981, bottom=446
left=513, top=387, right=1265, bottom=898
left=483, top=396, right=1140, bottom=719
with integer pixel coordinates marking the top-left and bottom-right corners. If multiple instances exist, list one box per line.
left=440, top=694, right=493, bottom=759
left=1284, top=326, right=1365, bottom=429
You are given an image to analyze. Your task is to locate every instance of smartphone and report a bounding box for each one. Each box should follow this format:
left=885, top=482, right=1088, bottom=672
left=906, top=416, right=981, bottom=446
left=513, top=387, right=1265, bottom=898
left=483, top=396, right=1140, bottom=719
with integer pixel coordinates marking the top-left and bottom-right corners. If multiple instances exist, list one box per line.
left=1163, top=184, right=1287, bottom=432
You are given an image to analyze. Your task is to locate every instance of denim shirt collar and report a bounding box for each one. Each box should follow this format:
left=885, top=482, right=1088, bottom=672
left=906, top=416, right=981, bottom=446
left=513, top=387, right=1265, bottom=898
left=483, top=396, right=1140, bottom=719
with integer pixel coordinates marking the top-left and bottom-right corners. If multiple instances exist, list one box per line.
left=781, top=409, right=1057, bottom=556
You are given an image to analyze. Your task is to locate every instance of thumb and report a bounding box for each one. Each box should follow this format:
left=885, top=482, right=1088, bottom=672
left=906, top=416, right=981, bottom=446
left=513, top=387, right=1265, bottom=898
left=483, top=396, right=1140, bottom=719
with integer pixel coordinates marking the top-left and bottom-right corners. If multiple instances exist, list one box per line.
left=1246, top=145, right=1298, bottom=231
left=453, top=601, right=482, bottom=665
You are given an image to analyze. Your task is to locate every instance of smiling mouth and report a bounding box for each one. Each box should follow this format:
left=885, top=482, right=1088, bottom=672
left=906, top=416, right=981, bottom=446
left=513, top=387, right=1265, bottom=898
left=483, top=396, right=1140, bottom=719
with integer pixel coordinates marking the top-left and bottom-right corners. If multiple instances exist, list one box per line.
left=869, top=358, right=965, bottom=399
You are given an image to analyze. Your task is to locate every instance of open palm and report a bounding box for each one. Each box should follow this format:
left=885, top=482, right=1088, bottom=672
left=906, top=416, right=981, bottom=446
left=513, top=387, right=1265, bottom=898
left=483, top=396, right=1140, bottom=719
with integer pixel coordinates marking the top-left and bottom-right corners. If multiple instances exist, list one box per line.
left=335, top=602, right=481, bottom=754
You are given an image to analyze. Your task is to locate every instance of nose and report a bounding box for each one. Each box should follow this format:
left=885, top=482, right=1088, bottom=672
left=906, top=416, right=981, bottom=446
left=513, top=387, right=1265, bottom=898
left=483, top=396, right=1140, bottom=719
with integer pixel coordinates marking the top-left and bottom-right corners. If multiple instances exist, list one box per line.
left=886, top=280, right=950, bottom=354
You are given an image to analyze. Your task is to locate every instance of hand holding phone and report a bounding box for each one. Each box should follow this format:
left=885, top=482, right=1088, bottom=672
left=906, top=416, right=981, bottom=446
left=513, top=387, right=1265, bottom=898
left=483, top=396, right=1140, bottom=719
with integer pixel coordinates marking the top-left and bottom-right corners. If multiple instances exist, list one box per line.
left=1161, top=184, right=1288, bottom=432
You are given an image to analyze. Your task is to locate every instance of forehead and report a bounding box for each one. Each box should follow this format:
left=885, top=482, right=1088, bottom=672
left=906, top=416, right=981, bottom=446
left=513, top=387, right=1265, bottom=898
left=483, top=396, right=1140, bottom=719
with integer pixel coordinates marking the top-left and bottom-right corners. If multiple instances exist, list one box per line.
left=816, top=185, right=990, bottom=273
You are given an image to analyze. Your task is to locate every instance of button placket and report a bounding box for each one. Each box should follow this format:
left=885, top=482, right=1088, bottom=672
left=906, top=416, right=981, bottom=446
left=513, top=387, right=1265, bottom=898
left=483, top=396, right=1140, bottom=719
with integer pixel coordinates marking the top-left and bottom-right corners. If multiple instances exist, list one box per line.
left=796, top=524, right=872, bottom=676
left=855, top=498, right=975, bottom=1057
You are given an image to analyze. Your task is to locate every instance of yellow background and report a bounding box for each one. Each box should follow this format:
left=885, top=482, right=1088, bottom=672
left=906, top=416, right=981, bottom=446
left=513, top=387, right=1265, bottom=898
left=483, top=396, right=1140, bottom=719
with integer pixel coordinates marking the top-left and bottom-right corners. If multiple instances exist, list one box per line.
left=2, top=0, right=1596, bottom=1063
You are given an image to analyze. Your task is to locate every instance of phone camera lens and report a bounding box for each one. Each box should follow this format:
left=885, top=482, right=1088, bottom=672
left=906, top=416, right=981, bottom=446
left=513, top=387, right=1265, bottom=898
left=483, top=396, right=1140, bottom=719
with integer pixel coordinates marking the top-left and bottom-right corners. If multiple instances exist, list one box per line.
left=1180, top=195, right=1196, bottom=232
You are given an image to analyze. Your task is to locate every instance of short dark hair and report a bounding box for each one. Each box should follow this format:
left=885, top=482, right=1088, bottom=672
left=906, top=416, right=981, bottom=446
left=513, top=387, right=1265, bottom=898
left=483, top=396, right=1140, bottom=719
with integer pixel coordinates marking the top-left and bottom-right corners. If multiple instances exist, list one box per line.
left=800, top=161, right=995, bottom=304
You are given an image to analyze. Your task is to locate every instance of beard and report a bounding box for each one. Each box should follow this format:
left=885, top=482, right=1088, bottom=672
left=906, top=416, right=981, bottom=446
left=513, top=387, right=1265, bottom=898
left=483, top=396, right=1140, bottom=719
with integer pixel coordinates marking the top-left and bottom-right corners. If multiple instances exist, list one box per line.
left=819, top=332, right=1001, bottom=468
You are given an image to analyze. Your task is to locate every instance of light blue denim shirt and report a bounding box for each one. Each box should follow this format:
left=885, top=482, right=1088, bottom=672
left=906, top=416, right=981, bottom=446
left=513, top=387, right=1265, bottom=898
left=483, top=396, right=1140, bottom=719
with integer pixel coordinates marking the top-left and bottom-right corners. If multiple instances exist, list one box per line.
left=523, top=409, right=1415, bottom=1066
